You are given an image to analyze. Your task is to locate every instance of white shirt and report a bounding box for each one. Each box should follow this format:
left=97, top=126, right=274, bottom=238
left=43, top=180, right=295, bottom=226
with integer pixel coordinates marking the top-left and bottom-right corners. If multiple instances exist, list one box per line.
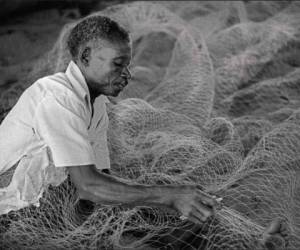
left=0, top=60, right=111, bottom=174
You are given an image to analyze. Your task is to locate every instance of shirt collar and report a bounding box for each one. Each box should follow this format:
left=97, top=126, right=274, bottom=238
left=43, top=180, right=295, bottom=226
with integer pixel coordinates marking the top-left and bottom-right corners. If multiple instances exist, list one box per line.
left=65, top=60, right=110, bottom=110
left=65, top=60, right=92, bottom=112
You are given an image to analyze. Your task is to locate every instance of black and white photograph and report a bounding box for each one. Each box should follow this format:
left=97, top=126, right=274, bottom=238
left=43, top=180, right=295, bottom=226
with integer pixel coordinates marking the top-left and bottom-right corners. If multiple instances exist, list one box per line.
left=0, top=1, right=299, bottom=249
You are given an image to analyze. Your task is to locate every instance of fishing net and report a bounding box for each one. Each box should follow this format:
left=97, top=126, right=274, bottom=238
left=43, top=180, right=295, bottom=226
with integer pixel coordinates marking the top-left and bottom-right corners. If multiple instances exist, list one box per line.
left=0, top=1, right=300, bottom=249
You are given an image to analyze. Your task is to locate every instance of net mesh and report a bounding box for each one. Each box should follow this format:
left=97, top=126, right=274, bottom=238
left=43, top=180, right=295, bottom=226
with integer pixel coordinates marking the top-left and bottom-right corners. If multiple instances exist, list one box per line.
left=1, top=1, right=300, bottom=249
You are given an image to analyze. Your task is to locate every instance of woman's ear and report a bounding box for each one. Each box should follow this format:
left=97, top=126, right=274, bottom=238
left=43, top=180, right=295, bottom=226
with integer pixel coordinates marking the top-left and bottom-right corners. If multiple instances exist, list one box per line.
left=80, top=47, right=91, bottom=66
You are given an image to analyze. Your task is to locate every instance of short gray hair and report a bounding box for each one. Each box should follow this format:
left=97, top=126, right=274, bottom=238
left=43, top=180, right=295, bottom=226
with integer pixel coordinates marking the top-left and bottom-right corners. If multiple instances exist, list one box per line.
left=67, top=15, right=130, bottom=58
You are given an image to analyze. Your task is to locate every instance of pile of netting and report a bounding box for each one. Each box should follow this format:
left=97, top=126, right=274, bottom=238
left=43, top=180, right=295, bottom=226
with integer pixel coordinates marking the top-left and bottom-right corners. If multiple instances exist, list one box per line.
left=1, top=1, right=300, bottom=249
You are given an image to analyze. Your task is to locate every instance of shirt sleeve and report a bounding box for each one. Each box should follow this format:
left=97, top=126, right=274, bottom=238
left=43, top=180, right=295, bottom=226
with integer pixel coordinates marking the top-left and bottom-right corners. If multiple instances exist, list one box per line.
left=34, top=95, right=95, bottom=167
left=88, top=96, right=111, bottom=170
left=89, top=112, right=111, bottom=170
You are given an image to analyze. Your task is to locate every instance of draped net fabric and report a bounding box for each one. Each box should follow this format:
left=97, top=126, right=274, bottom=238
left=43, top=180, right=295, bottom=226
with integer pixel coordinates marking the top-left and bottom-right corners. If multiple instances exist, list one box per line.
left=0, top=1, right=300, bottom=249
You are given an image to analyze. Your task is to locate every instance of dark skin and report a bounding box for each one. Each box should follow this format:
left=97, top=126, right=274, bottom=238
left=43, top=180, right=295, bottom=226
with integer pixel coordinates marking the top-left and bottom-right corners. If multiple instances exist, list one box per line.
left=66, top=38, right=219, bottom=224
left=147, top=218, right=290, bottom=249
left=67, top=39, right=290, bottom=248
left=261, top=219, right=290, bottom=250
left=78, top=40, right=132, bottom=103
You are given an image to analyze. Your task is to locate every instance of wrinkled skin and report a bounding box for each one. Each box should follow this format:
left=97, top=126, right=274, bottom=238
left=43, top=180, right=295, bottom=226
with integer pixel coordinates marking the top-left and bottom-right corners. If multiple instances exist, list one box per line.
left=75, top=39, right=132, bottom=101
